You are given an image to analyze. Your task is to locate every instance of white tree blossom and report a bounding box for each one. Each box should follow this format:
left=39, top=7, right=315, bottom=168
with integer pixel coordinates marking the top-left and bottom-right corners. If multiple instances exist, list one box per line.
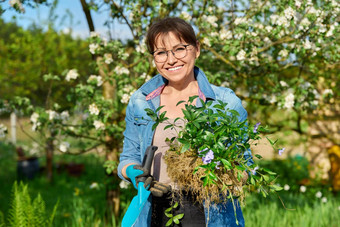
left=93, top=120, right=105, bottom=130
left=89, top=103, right=100, bottom=115
left=104, top=53, right=113, bottom=64
left=65, top=69, right=79, bottom=81
left=9, top=0, right=25, bottom=13
left=121, top=93, right=131, bottom=104
left=115, top=66, right=129, bottom=75
left=59, top=141, right=70, bottom=153
left=90, top=31, right=100, bottom=38
left=284, top=93, right=295, bottom=109
left=46, top=110, right=58, bottom=120
left=236, top=50, right=246, bottom=61
left=89, top=43, right=100, bottom=54
left=87, top=75, right=103, bottom=86
left=180, top=11, right=192, bottom=21
left=279, top=49, right=289, bottom=58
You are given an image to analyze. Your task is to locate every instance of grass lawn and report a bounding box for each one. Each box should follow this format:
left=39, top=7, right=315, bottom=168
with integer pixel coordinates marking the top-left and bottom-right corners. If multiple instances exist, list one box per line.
left=0, top=141, right=339, bottom=227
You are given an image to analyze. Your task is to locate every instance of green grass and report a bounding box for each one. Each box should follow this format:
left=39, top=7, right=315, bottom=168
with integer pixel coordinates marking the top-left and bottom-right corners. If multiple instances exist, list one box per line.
left=1, top=141, right=339, bottom=227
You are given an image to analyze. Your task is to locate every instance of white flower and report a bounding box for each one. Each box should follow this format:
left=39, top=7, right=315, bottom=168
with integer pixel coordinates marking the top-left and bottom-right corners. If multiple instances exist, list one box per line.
left=119, top=180, right=130, bottom=189
left=316, top=191, right=322, bottom=198
left=30, top=112, right=39, bottom=123
left=0, top=124, right=7, bottom=138
left=89, top=103, right=100, bottom=115
left=90, top=31, right=100, bottom=38
left=129, top=12, right=134, bottom=21
left=236, top=50, right=246, bottom=61
left=65, top=69, right=79, bottom=81
left=284, top=7, right=295, bottom=20
left=280, top=81, right=288, bottom=87
left=93, top=120, right=105, bottom=130
left=284, top=93, right=295, bottom=109
left=321, top=197, right=327, bottom=203
left=46, top=110, right=58, bottom=120
left=234, top=17, right=248, bottom=25
left=90, top=182, right=99, bottom=189
left=203, top=15, right=218, bottom=27
left=299, top=18, right=311, bottom=30
left=319, top=24, right=327, bottom=33
left=59, top=142, right=70, bottom=153
left=265, top=26, right=273, bottom=32
left=323, top=89, right=333, bottom=96
left=89, top=43, right=99, bottom=54
left=9, top=0, right=25, bottom=13
left=60, top=111, right=70, bottom=121
left=284, top=184, right=290, bottom=191
left=180, top=11, right=192, bottom=21
left=202, top=37, right=211, bottom=47
left=122, top=84, right=134, bottom=94
left=264, top=37, right=271, bottom=43
left=325, top=25, right=335, bottom=37
left=104, top=53, right=113, bottom=64
left=295, top=0, right=302, bottom=8
left=121, top=94, right=131, bottom=104
left=115, top=66, right=129, bottom=75
left=279, top=49, right=289, bottom=58
left=277, top=16, right=289, bottom=27
left=269, top=95, right=277, bottom=104
left=300, top=185, right=307, bottom=193
left=303, top=39, right=312, bottom=50
left=87, top=75, right=103, bottom=87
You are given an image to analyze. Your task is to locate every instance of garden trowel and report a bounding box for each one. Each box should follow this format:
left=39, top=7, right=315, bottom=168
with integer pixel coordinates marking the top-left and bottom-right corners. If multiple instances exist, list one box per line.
left=121, top=145, right=157, bottom=227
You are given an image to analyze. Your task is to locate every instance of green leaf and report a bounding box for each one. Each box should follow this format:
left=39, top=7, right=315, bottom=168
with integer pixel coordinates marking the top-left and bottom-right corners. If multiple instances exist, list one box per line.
left=173, top=202, right=178, bottom=208
left=165, top=218, right=173, bottom=226
left=188, top=95, right=198, bottom=103
left=176, top=100, right=186, bottom=106
left=255, top=154, right=263, bottom=159
left=221, top=159, right=232, bottom=170
left=165, top=213, right=173, bottom=218
left=180, top=143, right=190, bottom=153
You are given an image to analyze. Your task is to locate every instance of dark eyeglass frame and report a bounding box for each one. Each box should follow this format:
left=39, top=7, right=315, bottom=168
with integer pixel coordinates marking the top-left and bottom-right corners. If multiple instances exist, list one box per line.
left=151, top=44, right=192, bottom=63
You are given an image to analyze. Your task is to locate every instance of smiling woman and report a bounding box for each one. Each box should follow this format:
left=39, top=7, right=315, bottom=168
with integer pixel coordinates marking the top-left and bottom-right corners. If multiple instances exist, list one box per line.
left=117, top=17, right=252, bottom=227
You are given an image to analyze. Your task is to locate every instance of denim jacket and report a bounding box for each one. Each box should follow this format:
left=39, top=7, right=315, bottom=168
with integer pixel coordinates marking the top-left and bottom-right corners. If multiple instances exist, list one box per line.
left=118, top=66, right=252, bottom=226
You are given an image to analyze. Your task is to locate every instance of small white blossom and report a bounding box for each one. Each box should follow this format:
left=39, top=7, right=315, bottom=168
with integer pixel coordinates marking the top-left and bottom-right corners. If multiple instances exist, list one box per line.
left=30, top=112, right=39, bottom=123
left=269, top=95, right=277, bottom=104
left=264, top=37, right=271, bottom=43
left=277, top=16, right=289, bottom=27
left=295, top=0, right=302, bottom=8
left=180, top=11, right=192, bottom=21
left=87, top=75, right=103, bottom=87
left=284, top=7, right=295, bottom=20
left=59, top=142, right=70, bottom=153
left=284, top=93, right=295, bottom=109
left=323, top=89, right=333, bottom=96
left=65, top=69, right=79, bottom=81
left=316, top=191, right=322, bottom=198
left=0, top=124, right=7, bottom=138
left=89, top=43, right=100, bottom=54
left=93, top=120, right=105, bottom=130
left=119, top=180, right=130, bottom=189
left=265, top=26, right=273, bottom=32
left=279, top=49, right=289, bottom=58
left=115, top=66, right=129, bottom=75
left=46, top=110, right=58, bottom=121
left=90, top=182, right=99, bottom=189
left=89, top=103, right=100, bottom=115
left=136, top=43, right=147, bottom=54
left=129, top=12, right=134, bottom=21
left=60, top=111, right=69, bottom=121
left=303, top=39, right=312, bottom=50
left=202, top=37, right=211, bottom=47
left=121, top=94, right=131, bottom=104
left=90, top=31, right=100, bottom=38
left=300, top=185, right=307, bottom=193
left=321, top=197, right=327, bottom=203
left=280, top=81, right=288, bottom=87
left=284, top=184, right=290, bottom=191
left=104, top=53, right=113, bottom=64
left=203, top=15, right=218, bottom=27
left=236, top=50, right=246, bottom=61
left=234, top=17, right=248, bottom=25
left=325, top=25, right=335, bottom=37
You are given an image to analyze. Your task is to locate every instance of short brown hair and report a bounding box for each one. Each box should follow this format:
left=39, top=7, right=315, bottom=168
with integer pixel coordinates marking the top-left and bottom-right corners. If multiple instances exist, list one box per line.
left=146, top=17, right=197, bottom=53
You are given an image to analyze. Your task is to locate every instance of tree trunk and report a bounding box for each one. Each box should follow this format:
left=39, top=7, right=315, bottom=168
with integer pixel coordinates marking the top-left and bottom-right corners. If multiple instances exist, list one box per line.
left=46, top=135, right=54, bottom=182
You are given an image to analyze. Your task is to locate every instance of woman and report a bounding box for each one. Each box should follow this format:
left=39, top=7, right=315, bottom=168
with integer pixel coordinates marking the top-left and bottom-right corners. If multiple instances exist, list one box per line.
left=118, top=17, right=252, bottom=226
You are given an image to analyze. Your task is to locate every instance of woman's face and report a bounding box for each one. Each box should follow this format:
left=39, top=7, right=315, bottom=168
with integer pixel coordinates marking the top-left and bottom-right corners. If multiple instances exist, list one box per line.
left=153, top=32, right=200, bottom=85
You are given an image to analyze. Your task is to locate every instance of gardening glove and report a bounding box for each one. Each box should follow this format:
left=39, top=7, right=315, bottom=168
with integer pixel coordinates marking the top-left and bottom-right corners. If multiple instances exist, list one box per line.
left=149, top=180, right=172, bottom=197
left=126, top=164, right=152, bottom=190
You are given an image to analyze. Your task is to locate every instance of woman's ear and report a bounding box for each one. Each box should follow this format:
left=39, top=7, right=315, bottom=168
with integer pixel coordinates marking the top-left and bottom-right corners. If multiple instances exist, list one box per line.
left=195, top=41, right=201, bottom=58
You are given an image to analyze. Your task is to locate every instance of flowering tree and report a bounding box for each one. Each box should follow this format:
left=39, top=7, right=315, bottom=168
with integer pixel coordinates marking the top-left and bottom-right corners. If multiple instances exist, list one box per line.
left=2, top=0, right=339, bottom=222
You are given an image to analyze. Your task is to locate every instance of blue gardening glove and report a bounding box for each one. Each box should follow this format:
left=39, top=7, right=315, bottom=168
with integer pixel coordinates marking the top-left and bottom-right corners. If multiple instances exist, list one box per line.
left=126, top=165, right=152, bottom=189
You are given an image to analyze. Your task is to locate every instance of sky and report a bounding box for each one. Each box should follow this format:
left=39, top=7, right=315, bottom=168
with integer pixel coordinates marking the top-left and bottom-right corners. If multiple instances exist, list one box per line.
left=0, top=0, right=132, bottom=40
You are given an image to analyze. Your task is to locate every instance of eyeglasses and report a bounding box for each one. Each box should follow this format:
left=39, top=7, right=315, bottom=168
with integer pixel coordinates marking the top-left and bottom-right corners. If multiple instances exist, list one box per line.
left=151, top=44, right=192, bottom=63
